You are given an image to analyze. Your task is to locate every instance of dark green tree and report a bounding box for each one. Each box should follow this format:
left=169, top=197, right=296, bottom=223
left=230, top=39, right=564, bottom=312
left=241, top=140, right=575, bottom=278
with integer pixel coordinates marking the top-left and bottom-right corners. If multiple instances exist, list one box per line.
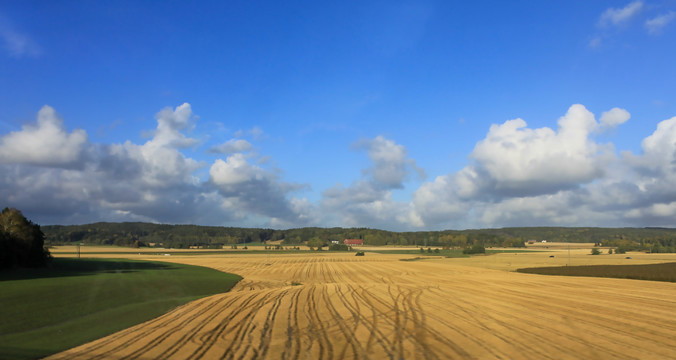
left=463, top=243, right=486, bottom=254
left=0, top=208, right=51, bottom=269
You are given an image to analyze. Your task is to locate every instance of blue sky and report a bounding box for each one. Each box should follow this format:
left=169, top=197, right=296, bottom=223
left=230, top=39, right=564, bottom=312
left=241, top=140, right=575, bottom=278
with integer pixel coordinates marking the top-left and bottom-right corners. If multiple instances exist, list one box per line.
left=1, top=1, right=676, bottom=230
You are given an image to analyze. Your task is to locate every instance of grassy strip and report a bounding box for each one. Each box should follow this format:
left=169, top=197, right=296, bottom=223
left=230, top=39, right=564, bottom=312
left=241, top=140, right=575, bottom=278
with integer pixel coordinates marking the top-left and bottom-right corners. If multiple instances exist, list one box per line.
left=485, top=249, right=538, bottom=254
left=399, top=257, right=436, bottom=262
left=517, top=262, right=676, bottom=282
left=367, top=248, right=532, bottom=256
left=364, top=249, right=464, bottom=256
left=53, top=250, right=307, bottom=256
left=0, top=258, right=241, bottom=360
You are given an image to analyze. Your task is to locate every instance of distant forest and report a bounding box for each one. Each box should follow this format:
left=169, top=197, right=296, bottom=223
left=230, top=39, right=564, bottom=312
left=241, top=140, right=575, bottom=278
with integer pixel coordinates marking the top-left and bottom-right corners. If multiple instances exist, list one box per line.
left=43, top=223, right=676, bottom=253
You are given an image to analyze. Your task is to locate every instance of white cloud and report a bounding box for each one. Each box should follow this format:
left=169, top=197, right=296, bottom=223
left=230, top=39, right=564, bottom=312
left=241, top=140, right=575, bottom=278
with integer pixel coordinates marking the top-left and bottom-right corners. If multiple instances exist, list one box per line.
left=599, top=1, right=643, bottom=27
left=208, top=139, right=253, bottom=154
left=411, top=105, right=636, bottom=229
left=321, top=136, right=423, bottom=229
left=646, top=11, right=676, bottom=34
left=621, top=116, right=676, bottom=218
left=98, top=104, right=202, bottom=189
left=624, top=115, right=676, bottom=175
left=6, top=102, right=676, bottom=231
left=322, top=180, right=420, bottom=229
left=209, top=153, right=312, bottom=224
left=352, top=135, right=425, bottom=189
left=151, top=103, right=198, bottom=148
left=469, top=104, right=611, bottom=196
left=626, top=202, right=676, bottom=220
left=411, top=175, right=466, bottom=226
left=210, top=154, right=264, bottom=186
left=0, top=103, right=283, bottom=227
left=0, top=105, right=89, bottom=168
left=599, top=107, right=631, bottom=130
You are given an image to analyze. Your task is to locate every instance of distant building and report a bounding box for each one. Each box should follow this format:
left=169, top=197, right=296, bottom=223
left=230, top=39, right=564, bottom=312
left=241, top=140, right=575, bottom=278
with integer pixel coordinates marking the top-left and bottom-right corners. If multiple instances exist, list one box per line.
left=527, top=240, right=536, bottom=244
left=331, top=240, right=339, bottom=244
left=343, top=239, right=363, bottom=246
left=541, top=240, right=547, bottom=243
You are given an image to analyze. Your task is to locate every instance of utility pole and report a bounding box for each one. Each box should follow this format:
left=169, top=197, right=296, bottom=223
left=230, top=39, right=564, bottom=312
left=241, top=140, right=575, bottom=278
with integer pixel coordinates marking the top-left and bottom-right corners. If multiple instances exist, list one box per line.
left=568, top=244, right=571, bottom=266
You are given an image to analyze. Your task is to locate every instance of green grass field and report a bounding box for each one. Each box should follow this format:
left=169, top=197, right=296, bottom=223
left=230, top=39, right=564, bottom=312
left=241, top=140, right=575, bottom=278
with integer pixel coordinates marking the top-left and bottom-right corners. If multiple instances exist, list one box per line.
left=0, top=258, right=241, bottom=360
left=517, top=262, right=676, bottom=282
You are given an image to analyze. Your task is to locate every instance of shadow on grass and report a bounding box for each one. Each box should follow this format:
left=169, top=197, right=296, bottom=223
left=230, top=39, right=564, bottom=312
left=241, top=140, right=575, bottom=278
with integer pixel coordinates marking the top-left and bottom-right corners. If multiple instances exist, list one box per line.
left=0, top=345, right=47, bottom=360
left=0, top=258, right=176, bottom=282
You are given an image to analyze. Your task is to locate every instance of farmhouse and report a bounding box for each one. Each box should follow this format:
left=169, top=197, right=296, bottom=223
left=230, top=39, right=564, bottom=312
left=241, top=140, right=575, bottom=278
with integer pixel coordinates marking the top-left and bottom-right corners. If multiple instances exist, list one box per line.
left=343, top=239, right=363, bottom=246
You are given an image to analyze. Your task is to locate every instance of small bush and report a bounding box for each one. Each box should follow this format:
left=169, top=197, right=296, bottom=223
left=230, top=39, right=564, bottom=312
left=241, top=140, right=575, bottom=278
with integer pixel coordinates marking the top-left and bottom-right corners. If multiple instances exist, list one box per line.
left=329, top=243, right=349, bottom=251
left=355, top=251, right=365, bottom=256
left=591, top=248, right=601, bottom=255
left=463, top=244, right=486, bottom=254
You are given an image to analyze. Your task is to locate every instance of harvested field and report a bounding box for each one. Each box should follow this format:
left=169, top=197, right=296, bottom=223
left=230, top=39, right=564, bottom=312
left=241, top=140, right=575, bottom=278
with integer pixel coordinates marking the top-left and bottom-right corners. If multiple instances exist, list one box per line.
left=47, top=250, right=676, bottom=359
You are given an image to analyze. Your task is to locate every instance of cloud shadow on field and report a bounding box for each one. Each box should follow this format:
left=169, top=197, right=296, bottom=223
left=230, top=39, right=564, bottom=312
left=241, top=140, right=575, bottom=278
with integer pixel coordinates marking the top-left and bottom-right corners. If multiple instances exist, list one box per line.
left=0, top=258, right=176, bottom=282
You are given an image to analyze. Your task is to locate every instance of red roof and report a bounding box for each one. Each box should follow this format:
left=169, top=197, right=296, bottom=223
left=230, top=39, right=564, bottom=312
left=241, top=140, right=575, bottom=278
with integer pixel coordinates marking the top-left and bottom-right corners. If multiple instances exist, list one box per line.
left=343, top=239, right=363, bottom=245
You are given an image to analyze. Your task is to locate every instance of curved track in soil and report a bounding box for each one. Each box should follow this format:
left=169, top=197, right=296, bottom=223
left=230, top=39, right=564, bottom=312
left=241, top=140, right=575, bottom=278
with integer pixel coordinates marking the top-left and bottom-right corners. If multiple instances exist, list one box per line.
left=47, top=253, right=676, bottom=359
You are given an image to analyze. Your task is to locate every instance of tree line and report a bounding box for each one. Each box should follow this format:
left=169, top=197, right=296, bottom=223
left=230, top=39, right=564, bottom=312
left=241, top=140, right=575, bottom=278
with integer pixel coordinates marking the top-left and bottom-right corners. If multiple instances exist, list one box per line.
left=41, top=222, right=676, bottom=252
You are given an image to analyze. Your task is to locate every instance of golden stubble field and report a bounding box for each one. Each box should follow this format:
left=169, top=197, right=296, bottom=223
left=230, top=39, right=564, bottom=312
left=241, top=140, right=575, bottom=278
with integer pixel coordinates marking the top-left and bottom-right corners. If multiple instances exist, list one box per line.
left=47, top=247, right=676, bottom=359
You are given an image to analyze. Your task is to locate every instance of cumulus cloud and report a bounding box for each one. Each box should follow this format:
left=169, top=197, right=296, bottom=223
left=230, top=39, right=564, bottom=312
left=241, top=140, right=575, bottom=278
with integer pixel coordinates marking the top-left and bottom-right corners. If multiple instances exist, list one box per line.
left=6, top=102, right=676, bottom=231
left=411, top=105, right=636, bottom=229
left=151, top=103, right=199, bottom=148
left=620, top=116, right=676, bottom=222
left=210, top=154, right=265, bottom=187
left=96, top=104, right=203, bottom=190
left=468, top=104, right=613, bottom=196
left=624, top=115, right=676, bottom=175
left=352, top=135, right=425, bottom=188
left=598, top=1, right=643, bottom=27
left=209, top=153, right=313, bottom=225
left=1, top=104, right=211, bottom=224
left=321, top=136, right=423, bottom=230
left=322, top=180, right=421, bottom=229
left=626, top=202, right=676, bottom=222
left=207, top=139, right=253, bottom=154
left=0, top=103, right=313, bottom=228
left=645, top=11, right=676, bottom=34
left=0, top=105, right=89, bottom=168
left=599, top=107, right=631, bottom=130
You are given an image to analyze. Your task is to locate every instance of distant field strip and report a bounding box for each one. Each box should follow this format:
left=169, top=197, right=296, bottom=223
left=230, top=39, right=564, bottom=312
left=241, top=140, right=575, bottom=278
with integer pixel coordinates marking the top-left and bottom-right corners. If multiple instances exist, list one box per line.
left=48, top=253, right=676, bottom=359
left=517, top=262, right=676, bottom=282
